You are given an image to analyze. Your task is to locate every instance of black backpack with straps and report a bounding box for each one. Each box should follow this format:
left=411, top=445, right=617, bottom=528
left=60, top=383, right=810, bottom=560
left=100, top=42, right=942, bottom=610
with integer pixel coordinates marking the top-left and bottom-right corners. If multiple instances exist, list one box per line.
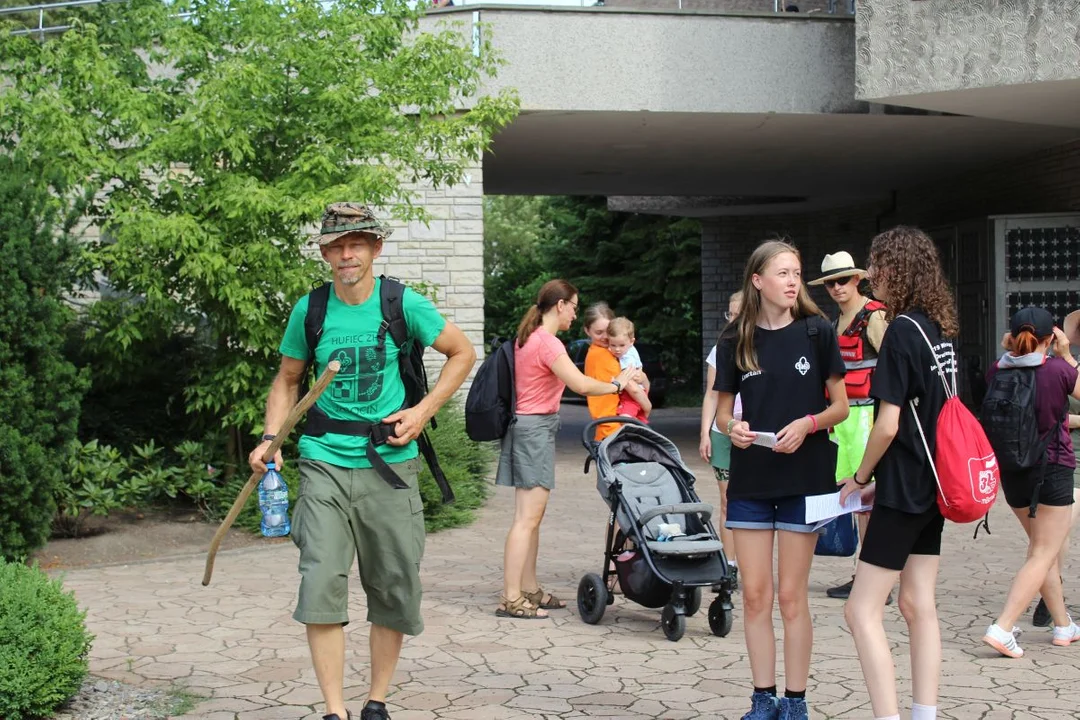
left=300, top=276, right=454, bottom=504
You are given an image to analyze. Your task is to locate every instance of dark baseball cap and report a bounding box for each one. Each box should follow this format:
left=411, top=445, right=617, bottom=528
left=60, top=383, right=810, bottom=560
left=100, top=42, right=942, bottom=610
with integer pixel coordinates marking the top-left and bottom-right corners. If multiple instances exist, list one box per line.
left=1010, top=306, right=1055, bottom=338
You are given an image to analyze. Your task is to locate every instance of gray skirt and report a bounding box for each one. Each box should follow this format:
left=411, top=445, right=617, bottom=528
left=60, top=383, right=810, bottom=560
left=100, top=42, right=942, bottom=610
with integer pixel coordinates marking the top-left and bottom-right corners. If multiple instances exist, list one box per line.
left=495, top=413, right=561, bottom=490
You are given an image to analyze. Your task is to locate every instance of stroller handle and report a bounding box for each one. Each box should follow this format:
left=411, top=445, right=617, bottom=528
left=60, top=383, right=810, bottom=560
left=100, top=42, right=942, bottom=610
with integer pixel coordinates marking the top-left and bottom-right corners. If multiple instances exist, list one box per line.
left=581, top=416, right=650, bottom=452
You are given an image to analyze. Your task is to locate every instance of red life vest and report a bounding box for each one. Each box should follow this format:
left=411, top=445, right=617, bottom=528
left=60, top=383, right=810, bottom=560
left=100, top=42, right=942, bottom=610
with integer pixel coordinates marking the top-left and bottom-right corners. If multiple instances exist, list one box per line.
left=838, top=300, right=886, bottom=401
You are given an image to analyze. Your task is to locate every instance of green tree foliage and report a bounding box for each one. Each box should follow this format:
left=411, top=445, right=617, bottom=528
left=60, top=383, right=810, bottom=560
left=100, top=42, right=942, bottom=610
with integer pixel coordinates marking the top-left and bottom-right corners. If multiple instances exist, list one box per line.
left=483, top=195, right=553, bottom=343
left=0, top=560, right=93, bottom=720
left=483, top=196, right=701, bottom=381
left=0, top=160, right=88, bottom=560
left=0, top=0, right=518, bottom=464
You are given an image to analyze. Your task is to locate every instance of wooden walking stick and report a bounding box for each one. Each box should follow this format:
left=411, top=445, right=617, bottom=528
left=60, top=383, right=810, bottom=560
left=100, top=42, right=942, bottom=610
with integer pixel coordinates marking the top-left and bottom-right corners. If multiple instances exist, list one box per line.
left=202, top=360, right=340, bottom=586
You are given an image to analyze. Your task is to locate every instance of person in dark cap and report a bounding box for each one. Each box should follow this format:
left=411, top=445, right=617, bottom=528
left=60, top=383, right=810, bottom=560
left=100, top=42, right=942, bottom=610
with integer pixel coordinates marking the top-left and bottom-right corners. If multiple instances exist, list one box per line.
left=248, top=203, right=476, bottom=720
left=982, top=306, right=1080, bottom=659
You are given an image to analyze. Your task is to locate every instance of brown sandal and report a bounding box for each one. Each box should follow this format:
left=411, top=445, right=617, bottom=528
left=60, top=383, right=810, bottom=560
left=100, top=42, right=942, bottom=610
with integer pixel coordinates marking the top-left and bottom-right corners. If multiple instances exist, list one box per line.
left=495, top=594, right=549, bottom=619
left=524, top=587, right=566, bottom=609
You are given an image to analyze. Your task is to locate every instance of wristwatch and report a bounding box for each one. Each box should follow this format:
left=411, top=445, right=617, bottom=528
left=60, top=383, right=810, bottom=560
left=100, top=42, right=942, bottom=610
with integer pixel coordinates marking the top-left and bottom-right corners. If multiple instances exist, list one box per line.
left=261, top=433, right=277, bottom=442
left=611, top=380, right=622, bottom=393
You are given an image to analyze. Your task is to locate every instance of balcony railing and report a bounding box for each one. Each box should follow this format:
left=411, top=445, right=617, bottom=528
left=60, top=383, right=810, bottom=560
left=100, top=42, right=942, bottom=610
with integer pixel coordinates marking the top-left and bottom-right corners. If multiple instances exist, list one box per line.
left=0, top=0, right=854, bottom=38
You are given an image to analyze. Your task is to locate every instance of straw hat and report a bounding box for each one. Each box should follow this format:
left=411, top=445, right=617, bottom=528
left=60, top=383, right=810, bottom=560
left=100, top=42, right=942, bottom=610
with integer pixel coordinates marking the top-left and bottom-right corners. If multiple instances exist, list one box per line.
left=808, top=251, right=867, bottom=286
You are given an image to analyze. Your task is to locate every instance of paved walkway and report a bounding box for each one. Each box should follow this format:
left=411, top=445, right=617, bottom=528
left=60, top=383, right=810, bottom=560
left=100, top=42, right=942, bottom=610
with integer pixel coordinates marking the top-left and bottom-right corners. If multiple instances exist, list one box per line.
left=60, top=405, right=1080, bottom=719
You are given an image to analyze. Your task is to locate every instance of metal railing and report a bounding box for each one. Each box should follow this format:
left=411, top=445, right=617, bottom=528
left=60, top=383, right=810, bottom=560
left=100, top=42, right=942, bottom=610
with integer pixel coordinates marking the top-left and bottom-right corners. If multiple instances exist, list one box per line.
left=1, top=0, right=855, bottom=38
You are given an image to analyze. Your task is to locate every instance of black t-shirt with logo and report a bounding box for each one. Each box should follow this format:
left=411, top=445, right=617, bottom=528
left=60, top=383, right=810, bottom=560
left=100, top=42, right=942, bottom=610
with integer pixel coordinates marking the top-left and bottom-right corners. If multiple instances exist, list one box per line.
left=714, top=316, right=846, bottom=500
left=870, top=311, right=956, bottom=514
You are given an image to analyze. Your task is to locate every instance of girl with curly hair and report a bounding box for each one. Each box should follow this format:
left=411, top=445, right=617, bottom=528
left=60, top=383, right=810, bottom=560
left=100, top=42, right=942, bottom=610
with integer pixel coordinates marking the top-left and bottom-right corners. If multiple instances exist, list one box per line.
left=839, top=226, right=959, bottom=720
left=714, top=240, right=849, bottom=720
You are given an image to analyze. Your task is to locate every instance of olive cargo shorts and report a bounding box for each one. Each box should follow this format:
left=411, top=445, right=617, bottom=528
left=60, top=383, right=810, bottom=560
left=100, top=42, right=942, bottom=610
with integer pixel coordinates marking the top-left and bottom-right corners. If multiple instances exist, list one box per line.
left=292, top=458, right=426, bottom=635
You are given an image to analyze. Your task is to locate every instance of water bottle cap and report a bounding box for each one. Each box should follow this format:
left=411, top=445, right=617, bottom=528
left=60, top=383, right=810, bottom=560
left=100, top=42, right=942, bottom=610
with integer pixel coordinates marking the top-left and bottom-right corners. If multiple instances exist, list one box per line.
left=266, top=461, right=276, bottom=470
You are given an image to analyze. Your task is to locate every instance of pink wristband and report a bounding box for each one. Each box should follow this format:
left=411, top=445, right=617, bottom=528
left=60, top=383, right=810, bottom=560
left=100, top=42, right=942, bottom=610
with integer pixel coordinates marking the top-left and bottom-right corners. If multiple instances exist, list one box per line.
left=806, top=414, right=818, bottom=433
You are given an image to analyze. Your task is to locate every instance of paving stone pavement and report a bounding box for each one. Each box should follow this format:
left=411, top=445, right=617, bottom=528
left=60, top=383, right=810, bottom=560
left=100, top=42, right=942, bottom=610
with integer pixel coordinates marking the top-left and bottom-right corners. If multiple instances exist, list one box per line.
left=58, top=405, right=1080, bottom=720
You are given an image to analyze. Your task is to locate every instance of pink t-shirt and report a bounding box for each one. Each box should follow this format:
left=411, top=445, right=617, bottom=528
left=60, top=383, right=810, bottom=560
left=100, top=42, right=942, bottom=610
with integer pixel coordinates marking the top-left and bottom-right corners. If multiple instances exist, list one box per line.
left=515, top=328, right=568, bottom=415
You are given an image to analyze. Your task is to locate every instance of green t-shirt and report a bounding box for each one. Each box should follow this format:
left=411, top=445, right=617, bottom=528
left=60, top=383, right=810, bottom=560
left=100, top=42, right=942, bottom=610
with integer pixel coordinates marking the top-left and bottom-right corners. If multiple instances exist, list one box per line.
left=279, top=279, right=447, bottom=468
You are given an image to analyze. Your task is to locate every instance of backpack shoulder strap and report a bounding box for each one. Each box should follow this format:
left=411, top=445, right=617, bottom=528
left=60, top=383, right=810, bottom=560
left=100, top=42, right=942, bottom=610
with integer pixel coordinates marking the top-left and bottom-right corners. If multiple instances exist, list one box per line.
left=898, top=314, right=955, bottom=398
left=305, top=283, right=332, bottom=361
left=378, top=275, right=409, bottom=350
left=805, top=316, right=830, bottom=379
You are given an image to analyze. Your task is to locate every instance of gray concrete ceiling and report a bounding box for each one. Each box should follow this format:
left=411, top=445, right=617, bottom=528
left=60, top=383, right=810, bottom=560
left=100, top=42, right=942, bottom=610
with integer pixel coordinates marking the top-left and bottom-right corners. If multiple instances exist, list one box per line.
left=484, top=110, right=1080, bottom=214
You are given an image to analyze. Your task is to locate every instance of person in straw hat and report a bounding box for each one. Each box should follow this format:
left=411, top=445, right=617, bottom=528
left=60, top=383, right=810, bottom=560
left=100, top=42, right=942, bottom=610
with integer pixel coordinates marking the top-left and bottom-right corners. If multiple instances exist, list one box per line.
left=247, top=203, right=477, bottom=720
left=808, top=251, right=890, bottom=603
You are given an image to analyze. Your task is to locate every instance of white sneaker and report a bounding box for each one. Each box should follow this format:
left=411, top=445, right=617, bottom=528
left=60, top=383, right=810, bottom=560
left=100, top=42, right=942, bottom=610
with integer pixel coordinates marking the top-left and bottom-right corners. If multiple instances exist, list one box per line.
left=983, top=623, right=1024, bottom=658
left=1052, top=619, right=1080, bottom=647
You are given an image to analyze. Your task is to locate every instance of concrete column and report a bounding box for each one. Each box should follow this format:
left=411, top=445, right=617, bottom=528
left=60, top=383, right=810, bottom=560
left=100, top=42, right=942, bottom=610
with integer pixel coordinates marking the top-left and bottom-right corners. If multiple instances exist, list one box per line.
left=378, top=163, right=484, bottom=392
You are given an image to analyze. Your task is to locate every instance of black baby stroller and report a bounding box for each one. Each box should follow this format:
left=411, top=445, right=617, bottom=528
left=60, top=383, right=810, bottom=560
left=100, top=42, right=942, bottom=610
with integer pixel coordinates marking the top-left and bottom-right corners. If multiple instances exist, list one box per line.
left=577, top=417, right=736, bottom=641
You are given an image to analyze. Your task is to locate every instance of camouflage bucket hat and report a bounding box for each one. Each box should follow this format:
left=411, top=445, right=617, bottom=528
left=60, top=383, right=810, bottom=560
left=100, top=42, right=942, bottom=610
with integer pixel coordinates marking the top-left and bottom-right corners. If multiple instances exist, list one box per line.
left=311, top=202, right=393, bottom=245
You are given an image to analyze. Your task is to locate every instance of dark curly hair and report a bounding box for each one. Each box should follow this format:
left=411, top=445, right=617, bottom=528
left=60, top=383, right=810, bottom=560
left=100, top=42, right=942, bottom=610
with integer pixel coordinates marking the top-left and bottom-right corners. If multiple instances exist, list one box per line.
left=868, top=226, right=958, bottom=337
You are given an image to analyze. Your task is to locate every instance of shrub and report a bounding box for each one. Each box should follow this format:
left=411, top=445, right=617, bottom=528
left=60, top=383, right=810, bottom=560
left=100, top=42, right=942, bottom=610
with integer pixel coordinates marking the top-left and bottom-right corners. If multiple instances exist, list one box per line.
left=0, top=161, right=88, bottom=561
left=0, top=560, right=93, bottom=720
left=56, top=439, right=224, bottom=537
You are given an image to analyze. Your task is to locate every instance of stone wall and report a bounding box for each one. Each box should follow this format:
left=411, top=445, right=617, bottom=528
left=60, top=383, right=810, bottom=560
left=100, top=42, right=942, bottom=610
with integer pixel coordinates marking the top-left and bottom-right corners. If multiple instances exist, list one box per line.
left=376, top=164, right=485, bottom=390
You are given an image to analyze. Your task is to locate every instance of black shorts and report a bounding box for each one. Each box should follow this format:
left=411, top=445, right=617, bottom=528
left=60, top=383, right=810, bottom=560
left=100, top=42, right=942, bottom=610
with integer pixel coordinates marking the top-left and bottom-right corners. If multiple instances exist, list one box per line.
left=1001, top=463, right=1075, bottom=510
left=859, top=503, right=945, bottom=571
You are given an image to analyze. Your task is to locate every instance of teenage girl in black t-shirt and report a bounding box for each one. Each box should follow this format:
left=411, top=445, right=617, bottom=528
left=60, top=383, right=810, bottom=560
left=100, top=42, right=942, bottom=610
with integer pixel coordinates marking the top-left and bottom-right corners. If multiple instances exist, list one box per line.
left=714, top=240, right=849, bottom=720
left=838, top=226, right=958, bottom=720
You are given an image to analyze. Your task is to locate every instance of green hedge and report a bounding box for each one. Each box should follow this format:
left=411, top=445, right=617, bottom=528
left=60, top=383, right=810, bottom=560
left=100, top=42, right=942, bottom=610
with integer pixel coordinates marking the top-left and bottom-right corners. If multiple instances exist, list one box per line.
left=0, top=561, right=93, bottom=720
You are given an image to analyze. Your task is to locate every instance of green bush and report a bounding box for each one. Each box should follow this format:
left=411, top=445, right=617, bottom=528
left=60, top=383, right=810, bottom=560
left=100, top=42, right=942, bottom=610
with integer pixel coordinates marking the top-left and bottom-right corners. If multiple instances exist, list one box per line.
left=56, top=439, right=223, bottom=537
left=0, top=560, right=93, bottom=720
left=0, top=160, right=88, bottom=561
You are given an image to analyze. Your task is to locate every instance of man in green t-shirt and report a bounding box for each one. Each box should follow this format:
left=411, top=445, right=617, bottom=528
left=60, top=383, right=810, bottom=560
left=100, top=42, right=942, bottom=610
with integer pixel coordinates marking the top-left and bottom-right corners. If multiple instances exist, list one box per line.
left=248, top=203, right=475, bottom=720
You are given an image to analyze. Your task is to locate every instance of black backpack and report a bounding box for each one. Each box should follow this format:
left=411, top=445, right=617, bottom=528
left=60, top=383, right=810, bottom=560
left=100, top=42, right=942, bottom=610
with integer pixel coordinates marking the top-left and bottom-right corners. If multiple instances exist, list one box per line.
left=979, top=363, right=1062, bottom=517
left=464, top=338, right=516, bottom=442
left=980, top=365, right=1048, bottom=472
left=300, top=276, right=454, bottom=504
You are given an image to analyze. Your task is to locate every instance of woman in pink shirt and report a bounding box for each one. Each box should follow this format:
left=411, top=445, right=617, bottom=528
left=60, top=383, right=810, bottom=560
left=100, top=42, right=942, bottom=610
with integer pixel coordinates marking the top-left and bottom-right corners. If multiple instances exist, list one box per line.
left=496, top=279, right=636, bottom=619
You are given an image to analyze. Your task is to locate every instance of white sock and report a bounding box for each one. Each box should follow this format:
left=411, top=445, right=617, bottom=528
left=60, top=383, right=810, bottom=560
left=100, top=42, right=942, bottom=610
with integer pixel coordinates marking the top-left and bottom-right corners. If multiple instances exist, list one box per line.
left=875, top=715, right=900, bottom=720
left=911, top=703, right=937, bottom=720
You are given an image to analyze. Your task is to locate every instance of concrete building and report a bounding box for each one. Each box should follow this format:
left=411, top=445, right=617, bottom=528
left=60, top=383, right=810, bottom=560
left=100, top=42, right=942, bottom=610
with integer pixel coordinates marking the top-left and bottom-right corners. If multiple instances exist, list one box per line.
left=413, top=0, right=1080, bottom=399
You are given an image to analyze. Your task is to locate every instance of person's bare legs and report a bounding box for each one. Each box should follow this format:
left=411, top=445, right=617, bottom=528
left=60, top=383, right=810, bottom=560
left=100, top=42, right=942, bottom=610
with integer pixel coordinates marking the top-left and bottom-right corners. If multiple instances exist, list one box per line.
left=845, top=561, right=902, bottom=717
left=368, top=624, right=404, bottom=704
left=776, top=530, right=818, bottom=691
left=898, top=555, right=941, bottom=711
left=994, top=505, right=1073, bottom=630
left=307, top=623, right=347, bottom=718
left=502, top=486, right=550, bottom=614
left=733, top=529, right=776, bottom=687
left=523, top=525, right=541, bottom=594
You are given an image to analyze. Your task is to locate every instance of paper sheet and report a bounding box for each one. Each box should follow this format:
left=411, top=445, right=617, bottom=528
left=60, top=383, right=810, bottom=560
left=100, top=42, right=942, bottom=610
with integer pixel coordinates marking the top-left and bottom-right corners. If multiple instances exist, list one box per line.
left=804, top=490, right=872, bottom=530
left=751, top=431, right=777, bottom=449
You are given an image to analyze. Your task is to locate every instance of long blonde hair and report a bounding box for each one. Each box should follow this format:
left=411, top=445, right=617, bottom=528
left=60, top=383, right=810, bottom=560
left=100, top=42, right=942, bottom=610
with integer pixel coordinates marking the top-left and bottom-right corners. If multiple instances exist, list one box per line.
left=516, top=279, right=578, bottom=348
left=730, top=240, right=824, bottom=372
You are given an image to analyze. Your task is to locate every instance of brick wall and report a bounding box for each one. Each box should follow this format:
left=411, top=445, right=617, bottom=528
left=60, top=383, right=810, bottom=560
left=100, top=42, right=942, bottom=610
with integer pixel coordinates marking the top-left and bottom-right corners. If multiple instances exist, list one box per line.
left=699, top=139, right=1080, bottom=383
left=376, top=164, right=485, bottom=391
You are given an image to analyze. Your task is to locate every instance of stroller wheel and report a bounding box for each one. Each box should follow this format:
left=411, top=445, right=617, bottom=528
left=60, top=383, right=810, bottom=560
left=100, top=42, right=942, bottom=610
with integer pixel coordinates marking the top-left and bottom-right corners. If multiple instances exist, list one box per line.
left=660, top=604, right=685, bottom=642
left=685, top=587, right=702, bottom=617
left=577, top=573, right=608, bottom=625
left=708, top=598, right=734, bottom=637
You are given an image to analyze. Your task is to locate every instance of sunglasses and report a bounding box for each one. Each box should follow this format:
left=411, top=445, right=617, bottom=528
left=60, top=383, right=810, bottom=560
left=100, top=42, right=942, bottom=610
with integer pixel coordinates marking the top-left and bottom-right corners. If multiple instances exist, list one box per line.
left=824, top=275, right=856, bottom=290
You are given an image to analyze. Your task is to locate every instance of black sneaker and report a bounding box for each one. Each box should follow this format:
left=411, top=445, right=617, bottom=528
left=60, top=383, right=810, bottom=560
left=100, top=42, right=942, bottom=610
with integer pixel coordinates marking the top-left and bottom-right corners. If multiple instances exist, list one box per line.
left=826, top=577, right=854, bottom=599
left=1033, top=598, right=1052, bottom=628
left=361, top=701, right=390, bottom=720
left=323, top=713, right=352, bottom=720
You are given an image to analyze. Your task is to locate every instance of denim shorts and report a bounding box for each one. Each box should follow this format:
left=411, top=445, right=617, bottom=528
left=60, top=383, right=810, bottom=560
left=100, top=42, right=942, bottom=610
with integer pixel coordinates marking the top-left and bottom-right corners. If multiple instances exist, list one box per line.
left=726, top=495, right=819, bottom=534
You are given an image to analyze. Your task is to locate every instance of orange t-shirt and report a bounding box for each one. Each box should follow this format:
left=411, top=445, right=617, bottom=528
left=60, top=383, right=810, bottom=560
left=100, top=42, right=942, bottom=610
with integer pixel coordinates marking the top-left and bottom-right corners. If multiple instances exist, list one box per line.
left=585, top=344, right=621, bottom=440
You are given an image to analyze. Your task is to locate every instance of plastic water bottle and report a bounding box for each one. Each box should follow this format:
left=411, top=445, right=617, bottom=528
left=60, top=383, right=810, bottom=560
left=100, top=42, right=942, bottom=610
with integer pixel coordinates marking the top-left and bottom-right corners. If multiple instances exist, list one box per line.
left=258, top=462, right=291, bottom=537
